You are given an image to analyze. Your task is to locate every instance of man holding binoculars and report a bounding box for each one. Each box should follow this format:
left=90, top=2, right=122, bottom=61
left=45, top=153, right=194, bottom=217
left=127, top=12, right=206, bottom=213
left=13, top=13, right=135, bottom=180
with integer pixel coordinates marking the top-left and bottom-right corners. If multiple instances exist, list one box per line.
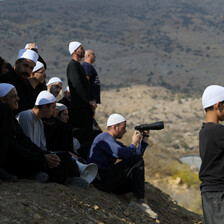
left=87, top=113, right=158, bottom=219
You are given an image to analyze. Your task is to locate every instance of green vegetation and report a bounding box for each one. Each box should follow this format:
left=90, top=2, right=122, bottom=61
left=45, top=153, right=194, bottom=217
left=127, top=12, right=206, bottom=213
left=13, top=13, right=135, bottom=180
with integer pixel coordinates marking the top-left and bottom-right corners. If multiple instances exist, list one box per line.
left=172, top=164, right=200, bottom=188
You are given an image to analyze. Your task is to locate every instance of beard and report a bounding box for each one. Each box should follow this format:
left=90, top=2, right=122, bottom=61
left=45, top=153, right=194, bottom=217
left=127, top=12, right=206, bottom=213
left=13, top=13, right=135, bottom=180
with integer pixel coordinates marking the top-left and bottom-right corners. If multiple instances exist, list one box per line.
left=18, top=71, right=30, bottom=79
left=77, top=50, right=85, bottom=58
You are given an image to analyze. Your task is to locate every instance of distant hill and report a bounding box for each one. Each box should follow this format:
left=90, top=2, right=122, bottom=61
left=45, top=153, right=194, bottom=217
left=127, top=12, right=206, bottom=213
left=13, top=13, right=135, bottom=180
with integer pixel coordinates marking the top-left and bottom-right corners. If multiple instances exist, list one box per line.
left=1, top=0, right=224, bottom=93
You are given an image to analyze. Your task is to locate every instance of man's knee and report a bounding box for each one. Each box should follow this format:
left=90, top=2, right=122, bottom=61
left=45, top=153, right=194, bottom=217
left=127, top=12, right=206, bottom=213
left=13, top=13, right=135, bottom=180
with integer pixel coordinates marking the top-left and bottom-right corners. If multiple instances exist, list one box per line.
left=126, top=154, right=144, bottom=167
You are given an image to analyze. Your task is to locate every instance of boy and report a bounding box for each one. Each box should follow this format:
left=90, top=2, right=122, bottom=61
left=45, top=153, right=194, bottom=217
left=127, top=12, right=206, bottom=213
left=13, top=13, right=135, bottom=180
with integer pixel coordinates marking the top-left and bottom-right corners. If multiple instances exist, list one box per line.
left=199, top=85, right=224, bottom=224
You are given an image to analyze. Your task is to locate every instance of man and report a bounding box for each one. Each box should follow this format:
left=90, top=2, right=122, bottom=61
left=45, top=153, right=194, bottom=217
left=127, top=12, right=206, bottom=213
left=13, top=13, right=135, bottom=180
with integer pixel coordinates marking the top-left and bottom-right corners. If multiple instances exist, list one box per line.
left=67, top=41, right=96, bottom=144
left=16, top=90, right=89, bottom=188
left=82, top=50, right=101, bottom=104
left=25, top=42, right=47, bottom=69
left=87, top=113, right=158, bottom=219
left=58, top=86, right=73, bottom=128
left=28, top=61, right=47, bottom=105
left=58, top=86, right=71, bottom=108
left=16, top=90, right=56, bottom=150
left=199, top=85, right=224, bottom=224
left=25, top=42, right=48, bottom=99
left=0, top=86, right=18, bottom=182
left=0, top=49, right=38, bottom=114
left=0, top=83, right=79, bottom=185
left=47, top=77, right=63, bottom=98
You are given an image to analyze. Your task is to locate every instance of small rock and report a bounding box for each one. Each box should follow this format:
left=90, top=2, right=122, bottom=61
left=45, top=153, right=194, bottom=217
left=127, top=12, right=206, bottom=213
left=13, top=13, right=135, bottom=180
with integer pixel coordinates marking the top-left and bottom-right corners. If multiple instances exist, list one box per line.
left=123, top=211, right=129, bottom=216
left=93, top=205, right=99, bottom=210
left=33, top=213, right=41, bottom=219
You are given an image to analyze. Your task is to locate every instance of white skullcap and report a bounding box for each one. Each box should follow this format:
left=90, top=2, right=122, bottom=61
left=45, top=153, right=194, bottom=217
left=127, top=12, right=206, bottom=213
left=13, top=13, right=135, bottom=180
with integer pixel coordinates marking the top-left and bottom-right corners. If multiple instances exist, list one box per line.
left=0, top=83, right=15, bottom=98
left=33, top=61, right=44, bottom=72
left=47, top=77, right=63, bottom=85
left=17, top=49, right=38, bottom=64
left=69, top=41, right=81, bottom=54
left=107, top=113, right=126, bottom=127
left=64, top=86, right=69, bottom=92
left=25, top=43, right=38, bottom=49
left=202, top=85, right=224, bottom=109
left=35, top=90, right=56, bottom=106
left=56, top=103, right=67, bottom=112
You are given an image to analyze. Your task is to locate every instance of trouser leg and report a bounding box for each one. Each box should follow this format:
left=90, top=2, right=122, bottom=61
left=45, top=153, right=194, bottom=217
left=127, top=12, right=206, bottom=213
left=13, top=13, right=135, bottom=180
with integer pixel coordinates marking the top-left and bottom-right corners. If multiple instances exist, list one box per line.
left=202, top=191, right=224, bottom=224
left=95, top=155, right=145, bottom=198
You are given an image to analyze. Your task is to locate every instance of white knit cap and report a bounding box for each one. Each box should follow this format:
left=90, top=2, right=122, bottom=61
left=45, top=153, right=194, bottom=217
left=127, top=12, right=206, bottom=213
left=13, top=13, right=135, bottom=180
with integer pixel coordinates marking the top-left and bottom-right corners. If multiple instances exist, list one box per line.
left=64, top=86, right=69, bottom=92
left=33, top=61, right=44, bottom=72
left=47, top=77, right=63, bottom=85
left=0, top=83, right=15, bottom=98
left=17, top=49, right=38, bottom=64
left=202, top=85, right=224, bottom=109
left=25, top=43, right=38, bottom=49
left=69, top=41, right=81, bottom=54
left=35, top=90, right=56, bottom=106
left=56, top=103, right=67, bottom=112
left=107, top=113, right=126, bottom=127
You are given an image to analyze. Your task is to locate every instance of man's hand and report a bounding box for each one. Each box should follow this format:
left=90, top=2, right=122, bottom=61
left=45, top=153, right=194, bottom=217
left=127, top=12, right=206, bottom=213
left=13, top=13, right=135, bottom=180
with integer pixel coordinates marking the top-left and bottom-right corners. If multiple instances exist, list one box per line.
left=142, top=130, right=150, bottom=143
left=68, top=152, right=78, bottom=160
left=89, top=100, right=97, bottom=111
left=132, top=130, right=141, bottom=147
left=44, top=154, right=61, bottom=168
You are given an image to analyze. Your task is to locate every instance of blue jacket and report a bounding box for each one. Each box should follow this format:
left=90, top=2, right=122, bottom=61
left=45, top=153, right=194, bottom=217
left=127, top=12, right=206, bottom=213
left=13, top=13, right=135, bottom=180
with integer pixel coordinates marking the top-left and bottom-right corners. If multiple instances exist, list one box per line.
left=87, top=132, right=148, bottom=170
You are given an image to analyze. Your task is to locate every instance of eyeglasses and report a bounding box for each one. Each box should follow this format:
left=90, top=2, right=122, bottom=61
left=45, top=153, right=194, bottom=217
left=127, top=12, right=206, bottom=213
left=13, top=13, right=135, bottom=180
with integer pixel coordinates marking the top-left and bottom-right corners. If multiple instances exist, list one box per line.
left=35, top=70, right=46, bottom=74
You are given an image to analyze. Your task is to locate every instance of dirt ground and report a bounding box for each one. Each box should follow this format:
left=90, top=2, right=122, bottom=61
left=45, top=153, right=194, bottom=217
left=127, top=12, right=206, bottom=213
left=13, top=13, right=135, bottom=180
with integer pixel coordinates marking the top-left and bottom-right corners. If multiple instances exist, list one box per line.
left=0, top=180, right=203, bottom=224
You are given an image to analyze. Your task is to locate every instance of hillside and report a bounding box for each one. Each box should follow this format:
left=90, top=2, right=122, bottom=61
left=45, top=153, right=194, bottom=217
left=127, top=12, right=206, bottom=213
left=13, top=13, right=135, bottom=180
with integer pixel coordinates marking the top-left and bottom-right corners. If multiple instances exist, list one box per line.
left=0, top=86, right=204, bottom=223
left=94, top=85, right=204, bottom=214
left=0, top=181, right=202, bottom=224
left=1, top=0, right=224, bottom=93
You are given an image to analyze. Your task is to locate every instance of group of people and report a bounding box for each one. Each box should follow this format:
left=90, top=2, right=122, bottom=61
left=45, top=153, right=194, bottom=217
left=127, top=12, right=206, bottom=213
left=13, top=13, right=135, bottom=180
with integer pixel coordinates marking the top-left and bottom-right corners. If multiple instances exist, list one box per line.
left=3, top=40, right=224, bottom=222
left=0, top=42, right=159, bottom=219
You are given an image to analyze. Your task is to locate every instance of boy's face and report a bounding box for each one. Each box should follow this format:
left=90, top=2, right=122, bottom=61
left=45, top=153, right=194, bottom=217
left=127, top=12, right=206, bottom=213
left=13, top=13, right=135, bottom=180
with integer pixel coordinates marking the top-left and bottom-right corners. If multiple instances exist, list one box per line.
left=218, top=102, right=224, bottom=121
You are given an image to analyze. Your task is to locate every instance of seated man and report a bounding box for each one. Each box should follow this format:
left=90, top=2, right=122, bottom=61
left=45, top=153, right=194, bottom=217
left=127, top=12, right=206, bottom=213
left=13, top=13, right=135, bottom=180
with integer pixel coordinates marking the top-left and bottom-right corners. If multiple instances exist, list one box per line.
left=43, top=103, right=91, bottom=161
left=16, top=90, right=88, bottom=188
left=47, top=77, right=63, bottom=98
left=87, top=113, right=158, bottom=219
left=58, top=86, right=72, bottom=125
left=0, top=83, right=80, bottom=185
left=43, top=103, right=74, bottom=153
left=16, top=90, right=56, bottom=150
left=28, top=61, right=47, bottom=103
left=0, top=49, right=39, bottom=114
left=0, top=100, right=18, bottom=182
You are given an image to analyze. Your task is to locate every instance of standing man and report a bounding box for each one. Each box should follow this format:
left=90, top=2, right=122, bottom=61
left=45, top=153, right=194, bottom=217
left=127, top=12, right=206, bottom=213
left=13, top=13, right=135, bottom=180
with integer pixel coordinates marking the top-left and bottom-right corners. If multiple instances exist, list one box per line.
left=87, top=113, right=158, bottom=219
left=199, top=85, right=224, bottom=224
left=67, top=41, right=96, bottom=144
left=82, top=50, right=101, bottom=104
left=0, top=49, right=38, bottom=114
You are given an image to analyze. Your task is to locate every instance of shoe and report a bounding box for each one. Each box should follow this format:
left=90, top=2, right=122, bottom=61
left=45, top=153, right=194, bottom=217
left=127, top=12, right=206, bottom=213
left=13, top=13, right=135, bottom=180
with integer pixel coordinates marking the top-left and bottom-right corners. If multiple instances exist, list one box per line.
left=129, top=198, right=158, bottom=219
left=33, top=172, right=49, bottom=183
left=0, top=168, right=18, bottom=182
left=65, top=177, right=89, bottom=189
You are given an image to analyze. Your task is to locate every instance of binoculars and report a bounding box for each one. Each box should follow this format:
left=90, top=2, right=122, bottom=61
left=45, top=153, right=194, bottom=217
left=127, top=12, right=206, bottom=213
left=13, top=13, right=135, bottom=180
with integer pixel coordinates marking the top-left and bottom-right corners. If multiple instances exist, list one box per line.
left=135, top=121, right=164, bottom=131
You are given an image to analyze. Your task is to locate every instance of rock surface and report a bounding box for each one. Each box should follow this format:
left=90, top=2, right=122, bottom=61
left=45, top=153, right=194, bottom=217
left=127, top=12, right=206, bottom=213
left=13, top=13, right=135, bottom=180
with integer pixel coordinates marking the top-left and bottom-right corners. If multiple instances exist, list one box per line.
left=0, top=180, right=202, bottom=224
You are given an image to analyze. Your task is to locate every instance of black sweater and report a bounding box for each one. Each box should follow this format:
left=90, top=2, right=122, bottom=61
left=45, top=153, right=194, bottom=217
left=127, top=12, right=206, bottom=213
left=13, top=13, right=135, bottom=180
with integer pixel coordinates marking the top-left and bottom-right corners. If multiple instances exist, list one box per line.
left=199, top=122, right=224, bottom=192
